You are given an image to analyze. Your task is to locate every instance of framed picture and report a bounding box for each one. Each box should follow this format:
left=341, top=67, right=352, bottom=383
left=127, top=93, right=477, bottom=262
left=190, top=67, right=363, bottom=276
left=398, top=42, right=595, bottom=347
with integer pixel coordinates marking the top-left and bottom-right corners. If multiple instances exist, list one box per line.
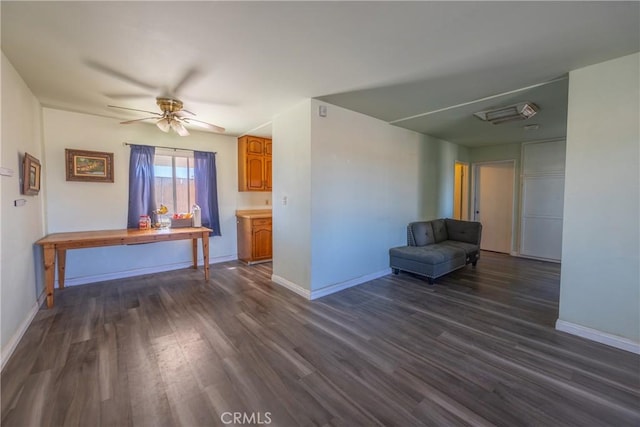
left=22, top=153, right=41, bottom=195
left=65, top=149, right=114, bottom=183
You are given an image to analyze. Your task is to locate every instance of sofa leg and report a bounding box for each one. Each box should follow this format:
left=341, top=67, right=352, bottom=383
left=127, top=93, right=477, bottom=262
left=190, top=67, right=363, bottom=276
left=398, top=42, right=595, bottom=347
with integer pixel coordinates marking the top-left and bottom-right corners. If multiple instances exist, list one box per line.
left=427, top=277, right=434, bottom=285
left=472, top=261, right=478, bottom=267
left=392, top=268, right=400, bottom=275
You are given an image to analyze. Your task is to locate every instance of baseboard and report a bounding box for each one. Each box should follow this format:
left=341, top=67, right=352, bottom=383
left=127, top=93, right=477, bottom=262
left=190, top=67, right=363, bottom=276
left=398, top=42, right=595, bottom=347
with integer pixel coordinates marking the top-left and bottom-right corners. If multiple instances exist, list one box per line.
left=555, top=319, right=640, bottom=354
left=515, top=253, right=561, bottom=264
left=271, top=269, right=392, bottom=301
left=1, top=290, right=46, bottom=372
left=59, top=254, right=238, bottom=287
left=270, top=274, right=311, bottom=299
left=310, top=268, right=392, bottom=300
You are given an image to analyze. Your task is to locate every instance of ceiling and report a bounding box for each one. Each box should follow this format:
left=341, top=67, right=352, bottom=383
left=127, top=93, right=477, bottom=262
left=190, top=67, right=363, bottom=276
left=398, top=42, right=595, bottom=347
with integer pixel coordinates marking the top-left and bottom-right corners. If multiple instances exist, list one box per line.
left=2, top=2, right=638, bottom=147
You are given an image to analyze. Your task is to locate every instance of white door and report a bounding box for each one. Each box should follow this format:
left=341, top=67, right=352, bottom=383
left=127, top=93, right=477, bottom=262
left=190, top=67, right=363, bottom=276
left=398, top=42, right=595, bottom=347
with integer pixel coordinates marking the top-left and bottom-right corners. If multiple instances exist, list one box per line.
left=520, top=140, right=566, bottom=261
left=474, top=161, right=515, bottom=253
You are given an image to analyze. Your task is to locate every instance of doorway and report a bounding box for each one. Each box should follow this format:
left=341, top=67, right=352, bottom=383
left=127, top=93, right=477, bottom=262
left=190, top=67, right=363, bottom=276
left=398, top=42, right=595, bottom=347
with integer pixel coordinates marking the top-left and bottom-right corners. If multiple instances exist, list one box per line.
left=473, top=161, right=515, bottom=253
left=453, top=162, right=469, bottom=220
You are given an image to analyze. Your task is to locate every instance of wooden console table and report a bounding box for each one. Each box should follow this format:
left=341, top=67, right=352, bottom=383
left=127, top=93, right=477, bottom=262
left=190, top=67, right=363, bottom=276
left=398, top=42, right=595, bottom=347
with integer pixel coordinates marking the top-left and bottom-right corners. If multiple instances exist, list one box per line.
left=35, top=227, right=212, bottom=308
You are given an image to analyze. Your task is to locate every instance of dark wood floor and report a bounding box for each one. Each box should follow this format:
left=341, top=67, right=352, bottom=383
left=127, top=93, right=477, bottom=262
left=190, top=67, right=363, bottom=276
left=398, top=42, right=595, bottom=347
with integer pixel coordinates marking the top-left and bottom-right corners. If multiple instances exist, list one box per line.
left=2, top=252, right=639, bottom=426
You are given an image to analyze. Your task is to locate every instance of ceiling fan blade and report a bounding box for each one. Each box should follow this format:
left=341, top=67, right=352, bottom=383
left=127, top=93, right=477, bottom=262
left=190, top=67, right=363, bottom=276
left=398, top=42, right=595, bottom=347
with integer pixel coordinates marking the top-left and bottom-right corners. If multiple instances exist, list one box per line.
left=85, top=60, right=158, bottom=91
left=172, top=68, right=200, bottom=95
left=182, top=118, right=225, bottom=133
left=174, top=109, right=196, bottom=117
left=108, top=105, right=162, bottom=116
left=120, top=117, right=158, bottom=124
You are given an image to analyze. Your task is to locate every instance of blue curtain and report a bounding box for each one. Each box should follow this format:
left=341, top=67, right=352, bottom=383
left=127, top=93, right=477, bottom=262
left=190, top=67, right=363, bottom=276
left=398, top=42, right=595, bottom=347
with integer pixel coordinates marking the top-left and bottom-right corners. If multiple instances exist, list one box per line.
left=194, top=151, right=221, bottom=236
left=127, top=145, right=156, bottom=228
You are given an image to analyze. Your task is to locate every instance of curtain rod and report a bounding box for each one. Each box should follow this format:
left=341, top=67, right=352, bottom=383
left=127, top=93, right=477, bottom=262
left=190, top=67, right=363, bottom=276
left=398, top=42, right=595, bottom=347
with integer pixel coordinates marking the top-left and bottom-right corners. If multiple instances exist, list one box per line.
left=122, top=142, right=216, bottom=154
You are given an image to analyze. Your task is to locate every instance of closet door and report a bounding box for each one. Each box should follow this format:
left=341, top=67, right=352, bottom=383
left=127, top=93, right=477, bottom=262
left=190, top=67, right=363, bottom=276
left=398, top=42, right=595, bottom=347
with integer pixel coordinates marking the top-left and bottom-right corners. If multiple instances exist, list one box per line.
left=520, top=140, right=566, bottom=261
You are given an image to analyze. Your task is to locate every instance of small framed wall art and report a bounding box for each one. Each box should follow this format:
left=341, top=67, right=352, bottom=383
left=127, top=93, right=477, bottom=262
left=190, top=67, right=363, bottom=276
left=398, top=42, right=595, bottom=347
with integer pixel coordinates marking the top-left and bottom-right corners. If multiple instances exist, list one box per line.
left=22, top=153, right=41, bottom=195
left=65, top=149, right=114, bottom=183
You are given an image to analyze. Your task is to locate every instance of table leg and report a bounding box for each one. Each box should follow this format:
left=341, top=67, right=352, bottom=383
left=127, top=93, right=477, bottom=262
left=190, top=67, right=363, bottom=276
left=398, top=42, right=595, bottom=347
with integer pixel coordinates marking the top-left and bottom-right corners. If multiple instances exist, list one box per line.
left=56, top=249, right=67, bottom=289
left=192, top=238, right=198, bottom=270
left=202, top=232, right=210, bottom=280
left=43, top=244, right=56, bottom=308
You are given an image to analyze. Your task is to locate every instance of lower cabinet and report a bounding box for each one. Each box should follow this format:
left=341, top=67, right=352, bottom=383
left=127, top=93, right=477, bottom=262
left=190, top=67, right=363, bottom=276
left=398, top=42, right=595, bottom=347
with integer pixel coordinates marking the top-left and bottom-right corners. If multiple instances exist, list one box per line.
left=237, top=216, right=272, bottom=264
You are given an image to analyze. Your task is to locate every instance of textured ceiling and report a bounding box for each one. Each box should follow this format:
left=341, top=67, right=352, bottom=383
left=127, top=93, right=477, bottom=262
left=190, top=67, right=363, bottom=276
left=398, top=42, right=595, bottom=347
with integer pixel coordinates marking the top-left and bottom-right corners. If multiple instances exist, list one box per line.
left=1, top=1, right=638, bottom=145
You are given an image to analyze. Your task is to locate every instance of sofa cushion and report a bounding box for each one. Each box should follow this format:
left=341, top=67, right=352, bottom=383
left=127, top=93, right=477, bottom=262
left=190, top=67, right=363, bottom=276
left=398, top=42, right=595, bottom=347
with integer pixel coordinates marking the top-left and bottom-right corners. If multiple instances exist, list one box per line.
left=389, top=252, right=467, bottom=279
left=409, top=222, right=435, bottom=246
left=445, top=219, right=482, bottom=244
left=389, top=244, right=465, bottom=265
left=432, top=219, right=448, bottom=243
left=438, top=240, right=479, bottom=256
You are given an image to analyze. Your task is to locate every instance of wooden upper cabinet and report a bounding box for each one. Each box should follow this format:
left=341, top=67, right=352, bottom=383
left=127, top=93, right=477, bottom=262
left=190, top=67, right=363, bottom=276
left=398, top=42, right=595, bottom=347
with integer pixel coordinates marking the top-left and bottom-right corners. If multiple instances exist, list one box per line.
left=265, top=157, right=272, bottom=191
left=246, top=155, right=264, bottom=190
left=238, top=135, right=272, bottom=192
left=247, top=137, right=264, bottom=155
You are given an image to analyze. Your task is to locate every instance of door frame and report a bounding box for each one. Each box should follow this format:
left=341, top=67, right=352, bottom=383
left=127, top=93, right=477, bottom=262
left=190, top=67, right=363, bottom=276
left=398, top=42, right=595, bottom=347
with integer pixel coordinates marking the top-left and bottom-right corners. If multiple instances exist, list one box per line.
left=453, top=161, right=470, bottom=220
left=471, top=160, right=517, bottom=254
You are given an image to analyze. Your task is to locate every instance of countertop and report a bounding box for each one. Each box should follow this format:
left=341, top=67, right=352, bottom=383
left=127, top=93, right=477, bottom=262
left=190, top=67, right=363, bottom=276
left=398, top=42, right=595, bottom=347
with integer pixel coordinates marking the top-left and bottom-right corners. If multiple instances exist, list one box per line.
left=235, top=209, right=272, bottom=219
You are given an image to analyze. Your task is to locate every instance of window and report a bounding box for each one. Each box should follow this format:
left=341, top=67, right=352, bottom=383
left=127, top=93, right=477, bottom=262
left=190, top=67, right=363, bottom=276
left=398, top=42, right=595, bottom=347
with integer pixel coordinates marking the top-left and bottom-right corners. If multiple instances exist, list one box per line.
left=128, top=144, right=220, bottom=234
left=153, top=149, right=195, bottom=214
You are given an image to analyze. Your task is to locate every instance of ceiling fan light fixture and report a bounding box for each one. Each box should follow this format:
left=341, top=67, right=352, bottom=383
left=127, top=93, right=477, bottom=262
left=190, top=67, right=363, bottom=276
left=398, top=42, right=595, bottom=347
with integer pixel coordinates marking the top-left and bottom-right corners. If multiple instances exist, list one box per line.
left=110, top=97, right=223, bottom=136
left=156, top=118, right=171, bottom=132
left=474, top=102, right=539, bottom=124
left=170, top=118, right=190, bottom=136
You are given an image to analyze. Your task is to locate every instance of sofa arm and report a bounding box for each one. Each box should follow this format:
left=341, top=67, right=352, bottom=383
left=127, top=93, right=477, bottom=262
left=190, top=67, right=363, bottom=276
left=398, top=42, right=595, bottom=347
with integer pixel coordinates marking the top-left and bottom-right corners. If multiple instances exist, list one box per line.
left=407, top=224, right=417, bottom=246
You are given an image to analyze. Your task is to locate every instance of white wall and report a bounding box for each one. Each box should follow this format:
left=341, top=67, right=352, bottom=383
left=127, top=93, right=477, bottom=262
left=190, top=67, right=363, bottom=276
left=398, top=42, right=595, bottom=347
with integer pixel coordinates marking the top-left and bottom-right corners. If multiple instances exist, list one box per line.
left=271, top=100, right=313, bottom=291
left=422, top=135, right=469, bottom=219
left=1, top=53, right=45, bottom=366
left=310, top=101, right=423, bottom=290
left=271, top=99, right=467, bottom=295
left=42, top=108, right=239, bottom=285
left=559, top=53, right=640, bottom=346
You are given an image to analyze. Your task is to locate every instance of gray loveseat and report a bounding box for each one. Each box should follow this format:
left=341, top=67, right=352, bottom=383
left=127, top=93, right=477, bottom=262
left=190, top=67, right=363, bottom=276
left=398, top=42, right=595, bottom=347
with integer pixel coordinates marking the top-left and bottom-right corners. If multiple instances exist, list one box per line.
left=389, top=219, right=482, bottom=283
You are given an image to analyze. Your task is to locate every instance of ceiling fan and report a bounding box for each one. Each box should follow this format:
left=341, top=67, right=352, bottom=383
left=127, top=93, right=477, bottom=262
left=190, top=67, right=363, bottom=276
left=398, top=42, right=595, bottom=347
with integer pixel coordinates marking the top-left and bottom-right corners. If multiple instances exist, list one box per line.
left=85, top=60, right=225, bottom=135
left=109, top=97, right=225, bottom=136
